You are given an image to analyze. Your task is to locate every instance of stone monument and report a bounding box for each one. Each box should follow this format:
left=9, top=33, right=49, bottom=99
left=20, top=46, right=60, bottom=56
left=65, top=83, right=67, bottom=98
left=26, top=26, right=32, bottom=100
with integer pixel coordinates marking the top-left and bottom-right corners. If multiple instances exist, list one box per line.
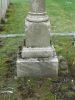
left=17, top=0, right=58, bottom=77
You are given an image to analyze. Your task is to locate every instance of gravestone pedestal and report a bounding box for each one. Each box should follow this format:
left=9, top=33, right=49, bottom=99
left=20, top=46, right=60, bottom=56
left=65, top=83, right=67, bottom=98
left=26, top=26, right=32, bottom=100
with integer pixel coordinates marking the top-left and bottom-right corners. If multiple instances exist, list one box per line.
left=17, top=0, right=58, bottom=77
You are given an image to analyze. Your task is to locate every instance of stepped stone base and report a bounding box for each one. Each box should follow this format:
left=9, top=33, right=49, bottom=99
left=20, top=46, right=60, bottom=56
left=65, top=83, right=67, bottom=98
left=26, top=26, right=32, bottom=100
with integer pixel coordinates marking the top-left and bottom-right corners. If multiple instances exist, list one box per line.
left=16, top=0, right=58, bottom=77
left=17, top=46, right=58, bottom=77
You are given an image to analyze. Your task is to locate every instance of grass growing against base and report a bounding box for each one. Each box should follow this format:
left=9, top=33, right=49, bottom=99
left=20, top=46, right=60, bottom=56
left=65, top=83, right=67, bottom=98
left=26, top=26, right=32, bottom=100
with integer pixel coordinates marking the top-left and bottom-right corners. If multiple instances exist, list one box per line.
left=0, top=0, right=75, bottom=99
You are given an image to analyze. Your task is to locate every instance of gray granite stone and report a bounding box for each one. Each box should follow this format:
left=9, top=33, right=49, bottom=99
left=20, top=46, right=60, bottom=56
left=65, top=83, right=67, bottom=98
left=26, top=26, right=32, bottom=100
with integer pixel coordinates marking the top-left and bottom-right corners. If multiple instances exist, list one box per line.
left=22, top=47, right=54, bottom=58
left=17, top=57, right=58, bottom=77
left=17, top=0, right=58, bottom=77
left=29, top=0, right=45, bottom=13
left=25, top=21, right=50, bottom=47
left=0, top=0, right=10, bottom=21
left=25, top=0, right=50, bottom=47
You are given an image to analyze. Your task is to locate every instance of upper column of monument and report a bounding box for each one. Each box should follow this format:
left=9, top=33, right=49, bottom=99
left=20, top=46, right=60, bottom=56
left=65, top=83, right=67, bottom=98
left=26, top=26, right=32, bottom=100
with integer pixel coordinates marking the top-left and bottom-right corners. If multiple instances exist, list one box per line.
left=29, top=0, right=45, bottom=13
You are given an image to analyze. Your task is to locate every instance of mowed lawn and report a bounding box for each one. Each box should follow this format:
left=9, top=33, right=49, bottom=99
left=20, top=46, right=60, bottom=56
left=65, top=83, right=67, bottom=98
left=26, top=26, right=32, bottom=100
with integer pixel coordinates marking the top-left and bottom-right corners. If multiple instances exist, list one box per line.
left=47, top=0, right=75, bottom=32
left=0, top=0, right=75, bottom=76
left=0, top=0, right=75, bottom=100
left=0, top=0, right=75, bottom=78
left=1, top=0, right=75, bottom=33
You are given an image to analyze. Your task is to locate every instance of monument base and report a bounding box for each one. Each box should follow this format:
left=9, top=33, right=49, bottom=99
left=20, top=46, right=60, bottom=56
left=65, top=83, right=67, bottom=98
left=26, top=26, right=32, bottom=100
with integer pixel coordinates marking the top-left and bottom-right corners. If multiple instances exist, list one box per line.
left=17, top=46, right=58, bottom=77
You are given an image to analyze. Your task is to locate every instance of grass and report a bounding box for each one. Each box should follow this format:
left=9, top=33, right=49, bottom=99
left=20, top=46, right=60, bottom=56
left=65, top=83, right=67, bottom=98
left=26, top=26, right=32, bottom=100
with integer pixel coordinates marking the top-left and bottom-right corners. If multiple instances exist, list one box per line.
left=1, top=0, right=28, bottom=34
left=46, top=0, right=75, bottom=32
left=0, top=0, right=75, bottom=99
left=0, top=0, right=75, bottom=33
left=0, top=37, right=25, bottom=76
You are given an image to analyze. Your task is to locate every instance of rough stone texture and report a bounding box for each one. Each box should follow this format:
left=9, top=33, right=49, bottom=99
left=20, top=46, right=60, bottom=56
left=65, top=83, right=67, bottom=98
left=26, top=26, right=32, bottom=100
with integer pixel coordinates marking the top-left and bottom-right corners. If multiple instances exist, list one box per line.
left=25, top=0, right=50, bottom=47
left=17, top=45, right=58, bottom=77
left=1, top=0, right=7, bottom=19
left=0, top=0, right=9, bottom=21
left=17, top=57, right=58, bottom=77
left=22, top=47, right=54, bottom=58
left=29, top=0, right=45, bottom=13
left=17, top=0, right=58, bottom=77
left=26, top=13, right=49, bottom=22
left=25, top=20, right=50, bottom=47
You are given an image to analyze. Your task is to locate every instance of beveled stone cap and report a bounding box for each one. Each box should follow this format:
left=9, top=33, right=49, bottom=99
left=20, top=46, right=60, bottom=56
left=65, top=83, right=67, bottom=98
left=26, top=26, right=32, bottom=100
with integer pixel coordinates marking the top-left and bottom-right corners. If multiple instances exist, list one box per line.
left=26, top=14, right=49, bottom=22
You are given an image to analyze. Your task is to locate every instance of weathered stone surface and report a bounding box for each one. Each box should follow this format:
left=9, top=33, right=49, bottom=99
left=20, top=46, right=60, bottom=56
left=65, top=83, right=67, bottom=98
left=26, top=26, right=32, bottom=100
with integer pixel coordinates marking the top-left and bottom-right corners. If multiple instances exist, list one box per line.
left=0, top=0, right=10, bottom=21
left=26, top=13, right=49, bottom=22
left=29, top=0, right=45, bottom=13
left=58, top=55, right=68, bottom=74
left=17, top=0, right=58, bottom=77
left=25, top=21, right=50, bottom=47
left=17, top=57, right=58, bottom=77
left=25, top=0, right=50, bottom=47
left=22, top=47, right=54, bottom=58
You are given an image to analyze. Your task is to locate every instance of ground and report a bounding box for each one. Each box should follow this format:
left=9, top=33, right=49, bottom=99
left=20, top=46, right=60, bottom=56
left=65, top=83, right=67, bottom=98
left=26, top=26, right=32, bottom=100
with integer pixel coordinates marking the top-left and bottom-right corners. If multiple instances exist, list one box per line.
left=0, top=0, right=75, bottom=100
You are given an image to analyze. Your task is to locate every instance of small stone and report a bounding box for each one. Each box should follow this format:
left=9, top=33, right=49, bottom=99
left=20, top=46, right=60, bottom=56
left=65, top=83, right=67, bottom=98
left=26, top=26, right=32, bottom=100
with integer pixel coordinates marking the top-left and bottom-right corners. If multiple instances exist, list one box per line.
left=59, top=55, right=68, bottom=70
left=72, top=41, right=75, bottom=47
left=65, top=91, right=75, bottom=98
left=71, top=85, right=75, bottom=91
left=73, top=58, right=75, bottom=65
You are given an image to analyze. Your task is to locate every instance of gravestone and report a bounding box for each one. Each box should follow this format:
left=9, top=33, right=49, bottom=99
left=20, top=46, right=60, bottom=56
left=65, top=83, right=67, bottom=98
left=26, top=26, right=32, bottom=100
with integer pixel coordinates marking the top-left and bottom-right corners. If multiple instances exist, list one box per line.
left=17, top=0, right=58, bottom=77
left=0, top=0, right=10, bottom=22
left=0, top=0, right=2, bottom=22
